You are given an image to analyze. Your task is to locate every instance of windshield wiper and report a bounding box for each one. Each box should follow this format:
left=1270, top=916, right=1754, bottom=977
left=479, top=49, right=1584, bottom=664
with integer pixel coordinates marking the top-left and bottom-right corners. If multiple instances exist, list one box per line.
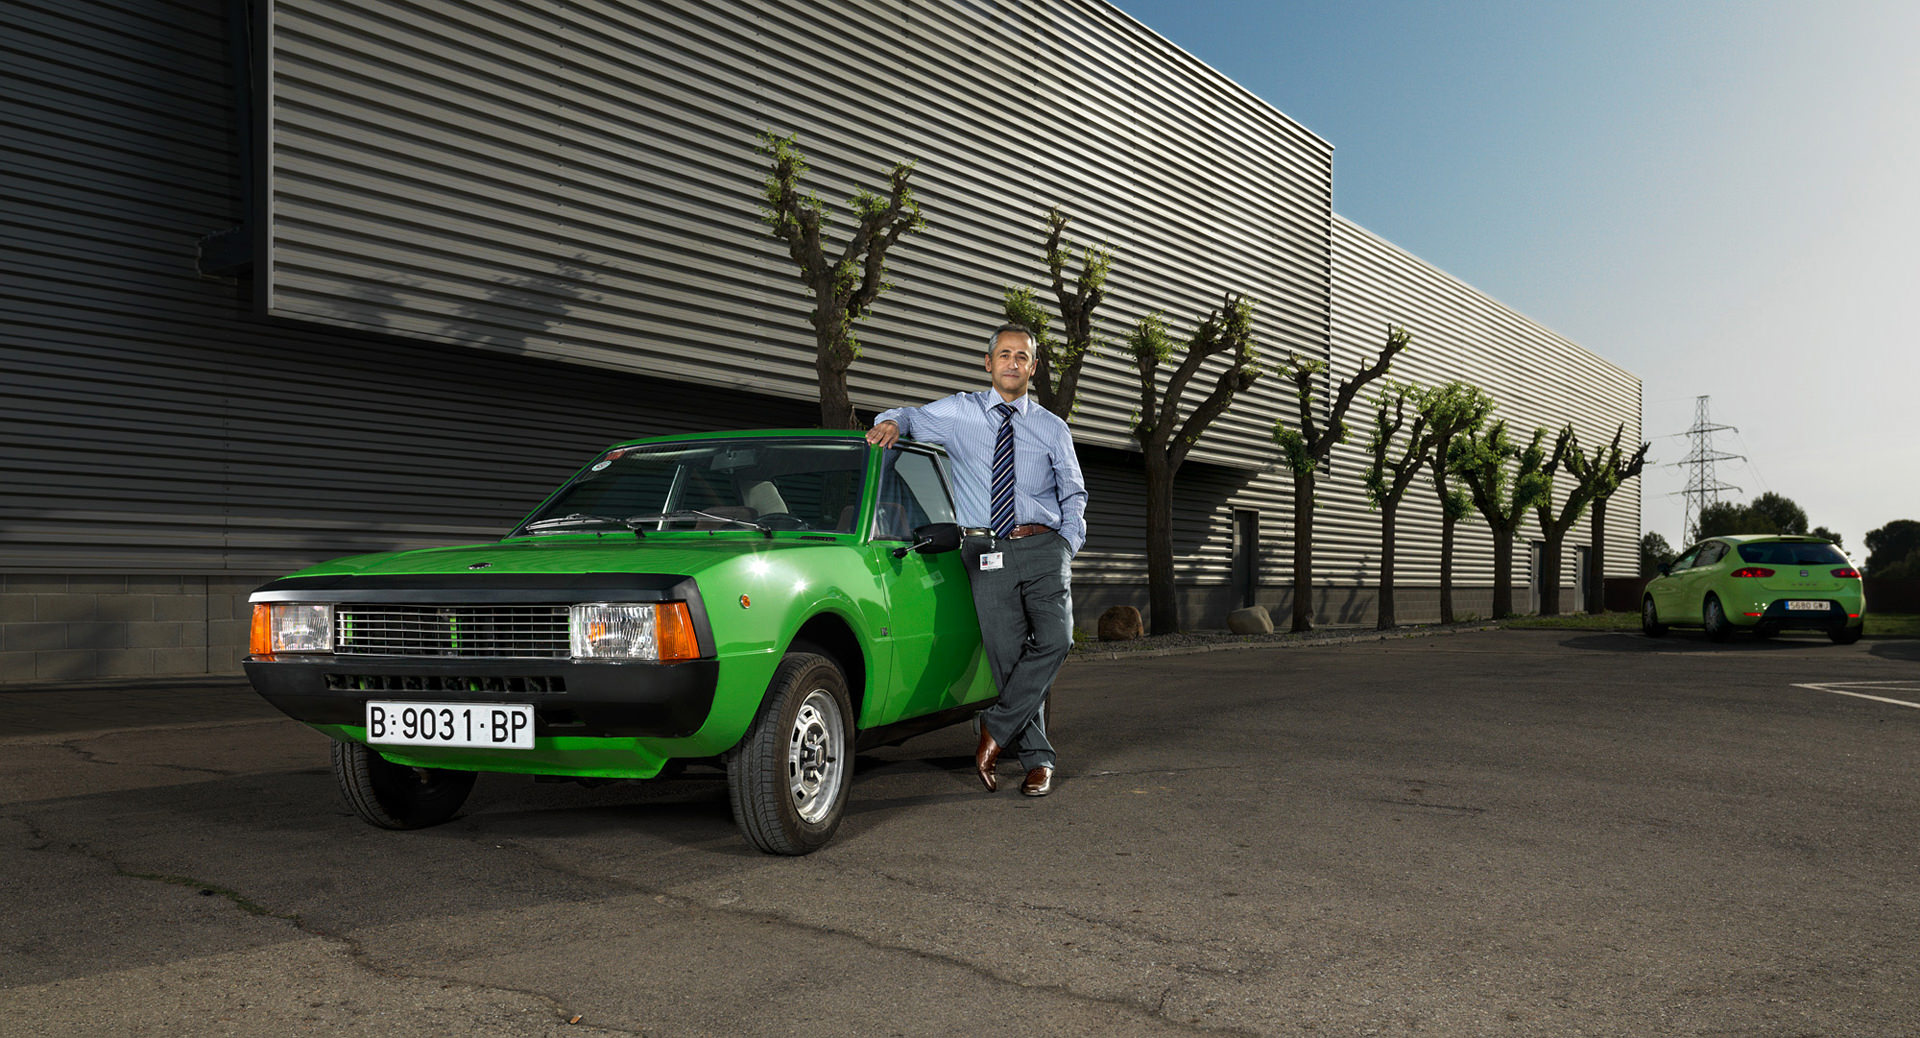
left=626, top=510, right=773, bottom=538
left=519, top=513, right=648, bottom=536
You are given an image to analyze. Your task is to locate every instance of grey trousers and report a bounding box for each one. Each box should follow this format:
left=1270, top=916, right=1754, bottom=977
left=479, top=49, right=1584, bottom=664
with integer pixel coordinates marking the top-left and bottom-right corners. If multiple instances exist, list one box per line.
left=963, top=530, right=1071, bottom=770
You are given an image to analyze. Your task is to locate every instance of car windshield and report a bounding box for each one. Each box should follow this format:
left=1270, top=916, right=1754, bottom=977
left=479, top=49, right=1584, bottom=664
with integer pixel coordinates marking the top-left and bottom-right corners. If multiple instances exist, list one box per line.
left=520, top=438, right=867, bottom=535
left=1735, top=541, right=1848, bottom=566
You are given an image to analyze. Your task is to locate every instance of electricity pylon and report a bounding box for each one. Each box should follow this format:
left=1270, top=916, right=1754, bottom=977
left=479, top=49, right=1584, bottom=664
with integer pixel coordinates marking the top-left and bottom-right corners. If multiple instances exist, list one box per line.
left=1670, top=395, right=1742, bottom=542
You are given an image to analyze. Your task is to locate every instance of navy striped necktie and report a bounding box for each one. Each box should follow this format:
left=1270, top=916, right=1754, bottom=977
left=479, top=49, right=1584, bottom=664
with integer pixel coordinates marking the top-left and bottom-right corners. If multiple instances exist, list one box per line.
left=990, top=402, right=1017, bottom=537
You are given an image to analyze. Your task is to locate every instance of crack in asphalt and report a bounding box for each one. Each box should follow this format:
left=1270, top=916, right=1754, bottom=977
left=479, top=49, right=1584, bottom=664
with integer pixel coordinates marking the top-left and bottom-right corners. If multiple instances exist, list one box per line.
left=9, top=810, right=629, bottom=1035
left=47, top=738, right=233, bottom=776
left=493, top=839, right=1263, bottom=1036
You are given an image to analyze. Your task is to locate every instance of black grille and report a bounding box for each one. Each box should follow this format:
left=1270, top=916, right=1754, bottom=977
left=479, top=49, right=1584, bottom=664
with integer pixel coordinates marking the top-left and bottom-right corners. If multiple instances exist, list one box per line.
left=335, top=605, right=569, bottom=658
left=324, top=673, right=568, bottom=694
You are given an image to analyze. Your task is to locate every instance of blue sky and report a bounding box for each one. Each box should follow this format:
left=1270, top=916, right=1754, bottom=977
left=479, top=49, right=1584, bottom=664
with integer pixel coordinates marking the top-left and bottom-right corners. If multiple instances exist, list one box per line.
left=1112, top=0, right=1919, bottom=557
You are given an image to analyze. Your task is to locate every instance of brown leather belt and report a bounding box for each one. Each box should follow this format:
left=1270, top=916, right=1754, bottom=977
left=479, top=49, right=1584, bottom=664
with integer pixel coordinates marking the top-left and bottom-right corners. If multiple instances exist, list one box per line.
left=1006, top=524, right=1055, bottom=539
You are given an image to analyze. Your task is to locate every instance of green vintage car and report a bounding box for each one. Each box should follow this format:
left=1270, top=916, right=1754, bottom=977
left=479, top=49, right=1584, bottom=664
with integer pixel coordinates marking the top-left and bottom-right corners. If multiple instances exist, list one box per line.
left=245, top=430, right=994, bottom=854
left=1641, top=534, right=1865, bottom=644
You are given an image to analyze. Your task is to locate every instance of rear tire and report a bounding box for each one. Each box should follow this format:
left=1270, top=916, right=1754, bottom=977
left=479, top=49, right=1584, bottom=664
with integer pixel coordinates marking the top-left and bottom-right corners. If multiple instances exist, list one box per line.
left=332, top=741, right=476, bottom=829
left=1703, top=594, right=1733, bottom=642
left=1641, top=597, right=1668, bottom=638
left=726, top=652, right=853, bottom=855
left=1830, top=624, right=1864, bottom=645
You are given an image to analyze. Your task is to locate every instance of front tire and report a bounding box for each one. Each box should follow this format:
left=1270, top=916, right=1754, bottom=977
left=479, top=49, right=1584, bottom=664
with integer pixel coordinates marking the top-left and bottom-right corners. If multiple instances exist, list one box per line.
left=727, top=652, right=853, bottom=855
left=1703, top=594, right=1733, bottom=642
left=332, top=741, right=476, bottom=829
left=1641, top=597, right=1668, bottom=637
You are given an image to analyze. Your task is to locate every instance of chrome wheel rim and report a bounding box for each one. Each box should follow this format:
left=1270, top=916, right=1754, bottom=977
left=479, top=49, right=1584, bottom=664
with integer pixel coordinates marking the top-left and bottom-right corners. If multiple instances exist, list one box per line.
left=787, top=688, right=845, bottom=825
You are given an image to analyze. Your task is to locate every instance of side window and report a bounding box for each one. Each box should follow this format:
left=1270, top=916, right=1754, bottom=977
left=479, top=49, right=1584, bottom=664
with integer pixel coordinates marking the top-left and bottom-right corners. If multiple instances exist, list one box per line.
left=874, top=450, right=956, bottom=540
left=1670, top=546, right=1701, bottom=571
left=1696, top=542, right=1728, bottom=567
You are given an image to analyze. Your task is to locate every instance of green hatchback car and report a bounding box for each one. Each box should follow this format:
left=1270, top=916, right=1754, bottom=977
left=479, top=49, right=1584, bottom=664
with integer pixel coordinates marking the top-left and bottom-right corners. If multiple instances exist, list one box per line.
left=1642, top=534, right=1865, bottom=643
left=245, top=430, right=996, bottom=854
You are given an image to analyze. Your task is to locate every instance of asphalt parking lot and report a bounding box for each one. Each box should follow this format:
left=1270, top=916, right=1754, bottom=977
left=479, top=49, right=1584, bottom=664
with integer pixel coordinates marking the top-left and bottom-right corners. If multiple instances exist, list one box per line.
left=3, top=627, right=1918, bottom=1037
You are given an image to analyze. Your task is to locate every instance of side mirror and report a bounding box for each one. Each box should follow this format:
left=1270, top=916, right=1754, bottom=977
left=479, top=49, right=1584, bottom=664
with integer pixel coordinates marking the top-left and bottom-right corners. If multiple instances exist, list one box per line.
left=891, top=522, right=962, bottom=558
left=1657, top=562, right=1672, bottom=576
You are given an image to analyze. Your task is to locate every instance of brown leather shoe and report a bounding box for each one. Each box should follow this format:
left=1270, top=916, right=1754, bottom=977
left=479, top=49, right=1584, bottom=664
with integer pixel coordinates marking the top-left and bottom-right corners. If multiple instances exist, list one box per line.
left=974, top=726, right=1002, bottom=792
left=1020, top=766, right=1055, bottom=797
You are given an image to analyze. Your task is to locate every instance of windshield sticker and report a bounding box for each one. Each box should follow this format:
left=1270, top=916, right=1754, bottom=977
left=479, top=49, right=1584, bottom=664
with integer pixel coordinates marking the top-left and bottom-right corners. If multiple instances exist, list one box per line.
left=591, top=460, right=612, bottom=471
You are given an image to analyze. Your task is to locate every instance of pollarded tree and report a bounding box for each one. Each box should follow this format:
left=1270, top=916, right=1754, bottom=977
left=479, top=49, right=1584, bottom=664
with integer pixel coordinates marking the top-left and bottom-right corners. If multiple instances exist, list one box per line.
left=1584, top=427, right=1648, bottom=614
left=1272, top=325, right=1410, bottom=632
left=1418, top=381, right=1495, bottom=623
left=1532, top=425, right=1621, bottom=616
left=758, top=132, right=925, bottom=429
left=1362, top=381, right=1431, bottom=629
left=1448, top=419, right=1553, bottom=618
left=1003, top=206, right=1110, bottom=422
left=1129, top=295, right=1261, bottom=635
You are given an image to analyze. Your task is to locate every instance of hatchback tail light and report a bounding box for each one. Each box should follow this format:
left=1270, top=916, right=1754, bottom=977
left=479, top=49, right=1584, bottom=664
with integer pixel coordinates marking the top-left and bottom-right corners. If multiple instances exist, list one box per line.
left=1730, top=567, right=1774, bottom=578
left=1832, top=567, right=1861, bottom=579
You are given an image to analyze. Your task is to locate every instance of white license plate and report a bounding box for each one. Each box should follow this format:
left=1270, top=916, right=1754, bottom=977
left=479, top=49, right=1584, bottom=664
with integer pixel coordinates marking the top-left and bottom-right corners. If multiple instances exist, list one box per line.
left=366, top=701, right=534, bottom=749
left=1786, top=600, right=1829, bottom=612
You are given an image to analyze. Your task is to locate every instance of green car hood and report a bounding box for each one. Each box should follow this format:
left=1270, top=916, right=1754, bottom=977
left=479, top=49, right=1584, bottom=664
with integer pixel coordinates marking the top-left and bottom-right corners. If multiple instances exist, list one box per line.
left=285, top=534, right=849, bottom=580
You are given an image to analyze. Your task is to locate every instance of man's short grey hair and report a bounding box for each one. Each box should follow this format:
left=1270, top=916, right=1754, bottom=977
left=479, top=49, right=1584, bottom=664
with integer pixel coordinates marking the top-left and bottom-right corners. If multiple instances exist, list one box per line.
left=986, top=323, right=1038, bottom=353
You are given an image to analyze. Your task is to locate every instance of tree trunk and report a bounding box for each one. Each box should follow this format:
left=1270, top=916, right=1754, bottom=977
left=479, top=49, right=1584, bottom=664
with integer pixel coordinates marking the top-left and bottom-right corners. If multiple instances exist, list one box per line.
left=1144, top=452, right=1179, bottom=635
left=1586, top=498, right=1608, bottom=614
left=815, top=346, right=856, bottom=429
left=1290, top=467, right=1316, bottom=632
left=1377, top=502, right=1398, bottom=630
left=1438, top=514, right=1456, bottom=624
left=1490, top=528, right=1515, bottom=618
left=1538, top=536, right=1562, bottom=615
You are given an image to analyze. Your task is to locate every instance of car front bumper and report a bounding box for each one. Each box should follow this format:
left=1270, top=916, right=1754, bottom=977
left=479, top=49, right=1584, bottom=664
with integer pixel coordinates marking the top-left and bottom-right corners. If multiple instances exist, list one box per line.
left=244, top=656, right=720, bottom=739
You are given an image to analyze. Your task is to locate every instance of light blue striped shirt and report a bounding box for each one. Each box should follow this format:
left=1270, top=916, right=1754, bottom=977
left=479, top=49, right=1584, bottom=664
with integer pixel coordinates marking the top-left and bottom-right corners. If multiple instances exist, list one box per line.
left=875, top=391, right=1088, bottom=554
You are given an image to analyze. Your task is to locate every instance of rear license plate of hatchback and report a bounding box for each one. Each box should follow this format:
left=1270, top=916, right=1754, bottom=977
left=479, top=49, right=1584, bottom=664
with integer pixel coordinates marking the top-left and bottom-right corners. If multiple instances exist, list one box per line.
left=1786, top=600, right=1829, bottom=612
left=366, top=701, right=534, bottom=749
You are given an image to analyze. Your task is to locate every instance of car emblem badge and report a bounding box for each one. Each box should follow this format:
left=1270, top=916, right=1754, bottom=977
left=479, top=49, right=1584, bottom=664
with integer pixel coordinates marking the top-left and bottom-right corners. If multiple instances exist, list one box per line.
left=1799, top=569, right=1809, bottom=577
left=468, top=562, right=492, bottom=570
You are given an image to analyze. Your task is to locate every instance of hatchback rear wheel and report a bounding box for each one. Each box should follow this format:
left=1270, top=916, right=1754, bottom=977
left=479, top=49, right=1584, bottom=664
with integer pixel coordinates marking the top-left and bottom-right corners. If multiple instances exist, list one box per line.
left=1830, top=624, right=1864, bottom=645
left=1702, top=594, right=1733, bottom=642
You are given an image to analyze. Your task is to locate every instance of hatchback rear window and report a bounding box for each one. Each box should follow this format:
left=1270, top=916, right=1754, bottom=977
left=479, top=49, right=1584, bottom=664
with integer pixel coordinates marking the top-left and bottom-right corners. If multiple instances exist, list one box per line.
left=1735, top=542, right=1846, bottom=566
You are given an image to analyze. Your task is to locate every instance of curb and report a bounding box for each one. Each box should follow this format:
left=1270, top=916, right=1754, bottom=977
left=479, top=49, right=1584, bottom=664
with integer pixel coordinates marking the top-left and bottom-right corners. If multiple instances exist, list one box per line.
left=1068, top=621, right=1503, bottom=662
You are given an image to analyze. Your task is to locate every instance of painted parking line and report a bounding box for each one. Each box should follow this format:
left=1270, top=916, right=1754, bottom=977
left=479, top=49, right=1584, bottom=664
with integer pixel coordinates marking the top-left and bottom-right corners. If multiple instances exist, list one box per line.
left=1793, top=681, right=1920, bottom=710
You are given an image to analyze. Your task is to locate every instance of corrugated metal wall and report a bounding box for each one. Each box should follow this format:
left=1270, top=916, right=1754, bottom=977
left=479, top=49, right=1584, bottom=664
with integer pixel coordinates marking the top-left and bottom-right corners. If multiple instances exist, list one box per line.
left=0, top=0, right=818, bottom=578
left=260, top=0, right=1336, bottom=470
left=1325, top=216, right=1643, bottom=588
left=3, top=0, right=1642, bottom=675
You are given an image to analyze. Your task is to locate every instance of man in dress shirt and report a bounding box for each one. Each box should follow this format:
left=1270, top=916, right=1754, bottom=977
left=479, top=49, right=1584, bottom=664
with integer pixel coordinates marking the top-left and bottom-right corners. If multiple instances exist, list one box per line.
left=866, top=324, right=1087, bottom=797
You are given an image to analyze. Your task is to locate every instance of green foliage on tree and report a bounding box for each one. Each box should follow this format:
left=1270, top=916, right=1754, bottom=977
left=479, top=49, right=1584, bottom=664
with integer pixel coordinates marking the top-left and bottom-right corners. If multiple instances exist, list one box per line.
left=1866, top=519, right=1920, bottom=577
left=1129, top=295, right=1261, bottom=635
left=1415, top=380, right=1495, bottom=623
left=1810, top=526, right=1846, bottom=551
left=1448, top=419, right=1553, bottom=618
left=1640, top=531, right=1676, bottom=576
left=758, top=131, right=925, bottom=429
left=1696, top=492, right=1820, bottom=540
left=1362, top=380, right=1431, bottom=629
left=1001, top=206, right=1110, bottom=422
left=1748, top=491, right=1809, bottom=535
left=1272, top=325, right=1409, bottom=631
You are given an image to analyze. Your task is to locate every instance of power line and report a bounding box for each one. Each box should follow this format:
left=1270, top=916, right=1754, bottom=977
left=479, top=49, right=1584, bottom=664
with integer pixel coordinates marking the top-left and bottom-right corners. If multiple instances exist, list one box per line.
left=1668, top=395, right=1742, bottom=542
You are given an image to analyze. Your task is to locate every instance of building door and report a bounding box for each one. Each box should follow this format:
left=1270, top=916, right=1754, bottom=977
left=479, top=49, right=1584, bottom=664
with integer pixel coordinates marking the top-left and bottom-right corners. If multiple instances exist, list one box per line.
left=1528, top=539, right=1545, bottom=614
left=1574, top=546, right=1592, bottom=612
left=1232, top=509, right=1259, bottom=608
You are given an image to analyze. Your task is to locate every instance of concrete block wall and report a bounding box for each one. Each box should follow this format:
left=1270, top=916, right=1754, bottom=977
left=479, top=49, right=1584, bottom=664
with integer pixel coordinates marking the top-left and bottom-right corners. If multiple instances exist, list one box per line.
left=0, top=575, right=272, bottom=685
